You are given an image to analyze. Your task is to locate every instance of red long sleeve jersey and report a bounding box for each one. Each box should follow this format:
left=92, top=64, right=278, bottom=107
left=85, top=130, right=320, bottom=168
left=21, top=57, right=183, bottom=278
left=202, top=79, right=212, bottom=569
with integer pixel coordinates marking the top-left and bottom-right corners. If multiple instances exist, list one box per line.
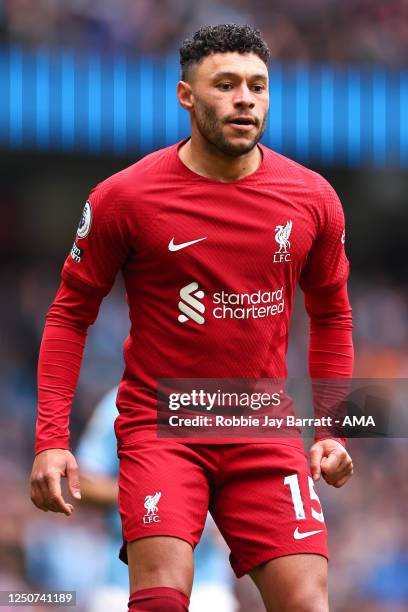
left=36, top=139, right=352, bottom=453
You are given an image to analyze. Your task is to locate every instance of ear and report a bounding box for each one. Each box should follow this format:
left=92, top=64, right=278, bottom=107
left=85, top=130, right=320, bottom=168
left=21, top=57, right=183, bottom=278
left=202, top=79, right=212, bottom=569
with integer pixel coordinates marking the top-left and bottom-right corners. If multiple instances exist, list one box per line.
left=177, top=80, right=194, bottom=111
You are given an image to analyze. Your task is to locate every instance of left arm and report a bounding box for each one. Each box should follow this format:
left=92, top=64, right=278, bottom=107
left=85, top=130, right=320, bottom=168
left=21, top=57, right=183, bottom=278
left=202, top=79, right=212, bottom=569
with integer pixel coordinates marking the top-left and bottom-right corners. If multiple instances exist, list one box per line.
left=300, top=178, right=354, bottom=487
left=305, top=283, right=354, bottom=487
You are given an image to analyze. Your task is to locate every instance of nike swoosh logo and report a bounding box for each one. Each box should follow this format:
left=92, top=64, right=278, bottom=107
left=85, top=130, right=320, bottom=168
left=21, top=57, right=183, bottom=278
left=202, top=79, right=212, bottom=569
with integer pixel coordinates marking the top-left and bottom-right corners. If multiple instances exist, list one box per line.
left=293, top=527, right=323, bottom=540
left=168, top=237, right=207, bottom=252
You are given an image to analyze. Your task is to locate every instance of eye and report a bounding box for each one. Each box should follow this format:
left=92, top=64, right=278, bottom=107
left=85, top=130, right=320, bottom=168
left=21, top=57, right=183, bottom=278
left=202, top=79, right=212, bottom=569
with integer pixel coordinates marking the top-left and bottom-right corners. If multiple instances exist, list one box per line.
left=217, top=83, right=233, bottom=91
left=252, top=84, right=266, bottom=93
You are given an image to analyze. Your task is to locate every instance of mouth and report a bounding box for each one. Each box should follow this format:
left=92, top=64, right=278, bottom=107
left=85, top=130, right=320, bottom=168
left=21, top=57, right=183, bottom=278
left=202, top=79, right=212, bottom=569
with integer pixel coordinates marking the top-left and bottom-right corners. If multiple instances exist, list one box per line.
left=227, top=117, right=257, bottom=131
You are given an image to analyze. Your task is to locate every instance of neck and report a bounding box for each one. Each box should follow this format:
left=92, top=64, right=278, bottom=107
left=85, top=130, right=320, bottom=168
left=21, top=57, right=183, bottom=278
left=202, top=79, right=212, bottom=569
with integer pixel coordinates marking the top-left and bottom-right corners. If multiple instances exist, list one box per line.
left=178, top=129, right=262, bottom=182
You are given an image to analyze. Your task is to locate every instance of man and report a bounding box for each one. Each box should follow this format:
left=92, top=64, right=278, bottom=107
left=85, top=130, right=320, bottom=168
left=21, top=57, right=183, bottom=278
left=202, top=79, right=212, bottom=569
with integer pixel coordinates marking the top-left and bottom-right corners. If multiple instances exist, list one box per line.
left=30, top=24, right=354, bottom=612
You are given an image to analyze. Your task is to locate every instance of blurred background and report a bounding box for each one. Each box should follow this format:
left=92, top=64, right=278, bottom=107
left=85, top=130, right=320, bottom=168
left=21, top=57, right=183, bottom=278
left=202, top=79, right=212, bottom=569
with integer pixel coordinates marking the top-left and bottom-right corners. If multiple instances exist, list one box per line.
left=1, top=1, right=408, bottom=611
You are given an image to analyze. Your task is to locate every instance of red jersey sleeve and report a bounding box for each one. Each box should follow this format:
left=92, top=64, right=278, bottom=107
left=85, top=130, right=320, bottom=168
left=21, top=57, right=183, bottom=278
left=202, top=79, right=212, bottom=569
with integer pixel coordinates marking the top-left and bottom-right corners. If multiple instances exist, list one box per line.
left=304, top=284, right=354, bottom=448
left=62, top=180, right=131, bottom=296
left=299, top=180, right=349, bottom=294
left=300, top=180, right=352, bottom=448
left=35, top=180, right=131, bottom=454
left=35, top=280, right=102, bottom=454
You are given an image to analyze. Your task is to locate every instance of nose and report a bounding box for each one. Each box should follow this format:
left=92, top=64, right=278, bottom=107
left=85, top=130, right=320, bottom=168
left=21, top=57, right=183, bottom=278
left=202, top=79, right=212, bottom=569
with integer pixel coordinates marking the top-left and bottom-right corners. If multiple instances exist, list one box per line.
left=233, top=83, right=255, bottom=109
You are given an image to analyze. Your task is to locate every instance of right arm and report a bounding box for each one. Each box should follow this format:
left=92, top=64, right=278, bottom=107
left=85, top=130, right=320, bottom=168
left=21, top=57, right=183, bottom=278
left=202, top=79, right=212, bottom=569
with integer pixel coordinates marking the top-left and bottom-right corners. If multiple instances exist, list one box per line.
left=29, top=280, right=103, bottom=516
left=30, top=182, right=131, bottom=516
left=35, top=280, right=103, bottom=455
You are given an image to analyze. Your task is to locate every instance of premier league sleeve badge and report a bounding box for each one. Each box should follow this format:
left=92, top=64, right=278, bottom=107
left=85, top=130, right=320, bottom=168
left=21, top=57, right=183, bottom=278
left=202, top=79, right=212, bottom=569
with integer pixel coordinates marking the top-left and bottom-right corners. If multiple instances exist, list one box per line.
left=76, top=200, right=92, bottom=239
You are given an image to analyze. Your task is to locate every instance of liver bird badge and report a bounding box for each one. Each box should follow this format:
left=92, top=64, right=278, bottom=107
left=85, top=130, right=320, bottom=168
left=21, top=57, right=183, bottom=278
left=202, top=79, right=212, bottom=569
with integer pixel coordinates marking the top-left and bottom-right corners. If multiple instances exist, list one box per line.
left=274, top=220, right=293, bottom=254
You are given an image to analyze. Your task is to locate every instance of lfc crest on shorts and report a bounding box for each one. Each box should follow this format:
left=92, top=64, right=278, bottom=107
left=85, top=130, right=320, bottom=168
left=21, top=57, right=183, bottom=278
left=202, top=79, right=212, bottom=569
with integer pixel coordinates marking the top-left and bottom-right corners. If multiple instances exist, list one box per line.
left=143, top=491, right=162, bottom=523
left=274, top=220, right=292, bottom=263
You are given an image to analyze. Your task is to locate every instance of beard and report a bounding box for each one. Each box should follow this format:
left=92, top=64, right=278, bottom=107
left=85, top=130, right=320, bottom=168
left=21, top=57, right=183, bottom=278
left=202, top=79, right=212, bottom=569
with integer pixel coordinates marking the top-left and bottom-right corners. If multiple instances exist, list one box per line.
left=193, top=97, right=268, bottom=158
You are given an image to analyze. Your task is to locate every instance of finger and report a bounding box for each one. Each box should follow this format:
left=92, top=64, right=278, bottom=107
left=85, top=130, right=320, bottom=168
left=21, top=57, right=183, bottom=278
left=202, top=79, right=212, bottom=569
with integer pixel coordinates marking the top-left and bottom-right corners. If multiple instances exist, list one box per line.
left=47, top=495, right=73, bottom=516
left=320, top=451, right=344, bottom=475
left=49, top=501, right=74, bottom=514
left=336, top=456, right=353, bottom=475
left=322, top=454, right=353, bottom=480
left=324, top=463, right=353, bottom=486
left=332, top=469, right=354, bottom=488
left=46, top=497, right=74, bottom=514
left=44, top=473, right=73, bottom=516
left=310, top=444, right=325, bottom=481
left=30, top=475, right=51, bottom=512
left=30, top=483, right=49, bottom=512
left=48, top=493, right=73, bottom=515
left=330, top=450, right=352, bottom=470
left=66, top=459, right=81, bottom=500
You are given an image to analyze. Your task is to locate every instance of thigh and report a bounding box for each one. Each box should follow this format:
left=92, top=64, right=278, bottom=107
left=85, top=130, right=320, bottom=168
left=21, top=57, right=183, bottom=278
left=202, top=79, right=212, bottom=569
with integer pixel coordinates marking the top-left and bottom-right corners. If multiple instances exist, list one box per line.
left=117, top=440, right=210, bottom=576
left=250, top=553, right=328, bottom=612
left=210, top=443, right=328, bottom=579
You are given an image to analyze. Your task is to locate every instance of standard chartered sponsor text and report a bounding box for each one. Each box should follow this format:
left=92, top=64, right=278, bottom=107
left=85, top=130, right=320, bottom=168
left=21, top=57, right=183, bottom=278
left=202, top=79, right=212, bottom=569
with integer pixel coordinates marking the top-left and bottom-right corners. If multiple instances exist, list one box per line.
left=212, top=286, right=284, bottom=319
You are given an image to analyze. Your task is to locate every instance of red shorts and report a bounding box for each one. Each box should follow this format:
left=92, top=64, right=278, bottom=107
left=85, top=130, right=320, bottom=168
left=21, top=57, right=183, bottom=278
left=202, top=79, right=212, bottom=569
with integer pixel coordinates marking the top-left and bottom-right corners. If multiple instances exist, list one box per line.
left=118, top=440, right=328, bottom=578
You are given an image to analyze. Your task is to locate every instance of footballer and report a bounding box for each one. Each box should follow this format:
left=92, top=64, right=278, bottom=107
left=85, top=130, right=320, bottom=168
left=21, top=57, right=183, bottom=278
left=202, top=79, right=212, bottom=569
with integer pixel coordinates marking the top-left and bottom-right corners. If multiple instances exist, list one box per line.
left=30, top=24, right=354, bottom=612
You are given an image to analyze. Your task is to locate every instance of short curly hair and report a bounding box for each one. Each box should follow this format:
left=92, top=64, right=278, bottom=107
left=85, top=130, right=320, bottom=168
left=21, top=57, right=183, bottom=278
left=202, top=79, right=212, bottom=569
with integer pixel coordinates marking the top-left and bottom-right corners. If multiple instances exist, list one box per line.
left=179, top=24, right=270, bottom=81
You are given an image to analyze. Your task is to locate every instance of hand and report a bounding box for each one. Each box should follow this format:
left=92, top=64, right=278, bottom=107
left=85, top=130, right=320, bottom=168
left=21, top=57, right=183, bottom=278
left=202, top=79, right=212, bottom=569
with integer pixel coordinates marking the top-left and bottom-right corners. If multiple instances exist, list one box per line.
left=309, top=439, right=353, bottom=488
left=30, top=449, right=81, bottom=516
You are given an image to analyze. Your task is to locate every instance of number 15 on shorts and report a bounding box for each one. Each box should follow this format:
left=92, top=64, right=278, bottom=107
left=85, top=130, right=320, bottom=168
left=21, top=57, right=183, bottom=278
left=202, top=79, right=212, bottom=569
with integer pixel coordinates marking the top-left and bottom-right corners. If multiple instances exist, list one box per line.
left=284, top=474, right=325, bottom=523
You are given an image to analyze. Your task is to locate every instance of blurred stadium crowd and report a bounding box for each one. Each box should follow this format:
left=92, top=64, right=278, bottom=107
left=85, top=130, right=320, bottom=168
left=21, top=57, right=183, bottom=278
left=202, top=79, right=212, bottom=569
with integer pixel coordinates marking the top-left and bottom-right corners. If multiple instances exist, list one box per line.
left=1, top=0, right=408, bottom=64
